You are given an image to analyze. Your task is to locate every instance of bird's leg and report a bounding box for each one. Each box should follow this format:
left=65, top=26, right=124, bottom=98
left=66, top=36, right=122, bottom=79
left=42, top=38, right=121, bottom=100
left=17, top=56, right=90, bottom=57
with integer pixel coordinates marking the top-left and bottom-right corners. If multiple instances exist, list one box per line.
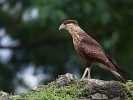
left=87, top=67, right=90, bottom=78
left=81, top=68, right=88, bottom=79
left=81, top=67, right=91, bottom=79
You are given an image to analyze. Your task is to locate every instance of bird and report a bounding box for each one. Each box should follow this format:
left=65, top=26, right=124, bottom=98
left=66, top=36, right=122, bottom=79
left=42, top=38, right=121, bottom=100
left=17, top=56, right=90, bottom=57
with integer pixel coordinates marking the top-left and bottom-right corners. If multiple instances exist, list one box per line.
left=59, top=20, right=125, bottom=83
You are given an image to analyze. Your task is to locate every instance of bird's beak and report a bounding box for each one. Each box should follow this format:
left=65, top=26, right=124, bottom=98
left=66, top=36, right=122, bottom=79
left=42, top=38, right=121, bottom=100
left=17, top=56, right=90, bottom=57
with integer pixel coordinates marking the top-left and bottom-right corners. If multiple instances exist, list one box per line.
left=59, top=24, right=66, bottom=30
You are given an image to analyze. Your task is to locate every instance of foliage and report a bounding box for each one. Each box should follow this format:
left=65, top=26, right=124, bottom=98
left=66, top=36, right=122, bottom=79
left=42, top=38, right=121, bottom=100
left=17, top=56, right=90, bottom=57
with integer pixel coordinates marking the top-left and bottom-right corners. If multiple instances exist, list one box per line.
left=12, top=79, right=133, bottom=100
left=125, top=80, right=133, bottom=100
left=0, top=0, right=132, bottom=93
left=12, top=81, right=83, bottom=100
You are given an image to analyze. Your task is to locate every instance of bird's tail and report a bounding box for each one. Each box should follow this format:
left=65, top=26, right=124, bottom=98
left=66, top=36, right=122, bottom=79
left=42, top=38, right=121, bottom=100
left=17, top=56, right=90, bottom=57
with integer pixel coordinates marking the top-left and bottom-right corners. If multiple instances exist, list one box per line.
left=105, top=53, right=126, bottom=83
left=111, top=70, right=126, bottom=83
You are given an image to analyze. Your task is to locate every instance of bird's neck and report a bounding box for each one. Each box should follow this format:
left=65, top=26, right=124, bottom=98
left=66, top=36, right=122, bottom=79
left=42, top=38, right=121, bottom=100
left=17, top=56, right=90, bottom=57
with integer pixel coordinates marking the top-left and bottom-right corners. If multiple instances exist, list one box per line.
left=68, top=26, right=85, bottom=39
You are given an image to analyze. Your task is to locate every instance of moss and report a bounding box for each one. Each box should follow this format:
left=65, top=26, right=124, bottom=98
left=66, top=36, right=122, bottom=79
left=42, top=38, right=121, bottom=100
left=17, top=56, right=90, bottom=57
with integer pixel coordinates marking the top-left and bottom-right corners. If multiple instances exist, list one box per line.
left=124, top=80, right=133, bottom=100
left=12, top=81, right=84, bottom=100
left=12, top=95, right=21, bottom=100
left=12, top=78, right=133, bottom=100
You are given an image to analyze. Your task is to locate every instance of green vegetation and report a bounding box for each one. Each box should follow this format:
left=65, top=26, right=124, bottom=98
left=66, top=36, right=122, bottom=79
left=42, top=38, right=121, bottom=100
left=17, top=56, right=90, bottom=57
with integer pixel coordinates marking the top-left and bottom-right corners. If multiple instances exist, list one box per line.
left=12, top=82, right=84, bottom=100
left=11, top=80, right=133, bottom=100
left=125, top=80, right=133, bottom=100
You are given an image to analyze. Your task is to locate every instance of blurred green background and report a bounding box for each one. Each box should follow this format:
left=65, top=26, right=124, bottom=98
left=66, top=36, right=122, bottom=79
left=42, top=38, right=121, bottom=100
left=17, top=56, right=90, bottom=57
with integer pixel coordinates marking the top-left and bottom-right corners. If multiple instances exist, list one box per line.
left=0, top=0, right=133, bottom=94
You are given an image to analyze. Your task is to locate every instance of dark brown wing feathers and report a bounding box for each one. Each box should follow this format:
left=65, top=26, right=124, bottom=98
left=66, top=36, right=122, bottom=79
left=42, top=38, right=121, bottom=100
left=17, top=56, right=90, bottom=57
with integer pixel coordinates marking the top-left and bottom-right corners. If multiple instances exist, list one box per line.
left=105, top=53, right=125, bottom=78
left=79, top=35, right=110, bottom=67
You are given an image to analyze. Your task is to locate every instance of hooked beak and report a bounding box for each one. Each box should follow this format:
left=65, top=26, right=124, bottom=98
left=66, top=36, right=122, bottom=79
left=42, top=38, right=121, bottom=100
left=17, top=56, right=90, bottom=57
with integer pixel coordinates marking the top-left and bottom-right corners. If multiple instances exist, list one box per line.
left=59, top=24, right=66, bottom=30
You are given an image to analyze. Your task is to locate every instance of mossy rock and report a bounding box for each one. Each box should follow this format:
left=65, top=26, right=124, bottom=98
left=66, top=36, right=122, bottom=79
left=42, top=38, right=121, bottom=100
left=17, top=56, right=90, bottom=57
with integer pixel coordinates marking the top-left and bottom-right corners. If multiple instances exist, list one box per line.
left=3, top=73, right=133, bottom=100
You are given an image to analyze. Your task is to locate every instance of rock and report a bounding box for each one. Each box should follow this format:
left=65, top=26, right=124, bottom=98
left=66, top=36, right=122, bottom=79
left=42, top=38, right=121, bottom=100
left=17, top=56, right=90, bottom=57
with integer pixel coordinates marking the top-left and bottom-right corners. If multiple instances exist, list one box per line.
left=0, top=73, right=131, bottom=100
left=50, top=73, right=127, bottom=99
left=0, top=91, right=10, bottom=100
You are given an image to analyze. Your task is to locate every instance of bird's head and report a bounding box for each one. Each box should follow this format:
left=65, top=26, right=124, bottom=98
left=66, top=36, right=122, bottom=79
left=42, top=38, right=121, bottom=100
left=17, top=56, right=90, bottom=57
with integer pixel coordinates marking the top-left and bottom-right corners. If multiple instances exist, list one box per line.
left=59, top=20, right=78, bottom=31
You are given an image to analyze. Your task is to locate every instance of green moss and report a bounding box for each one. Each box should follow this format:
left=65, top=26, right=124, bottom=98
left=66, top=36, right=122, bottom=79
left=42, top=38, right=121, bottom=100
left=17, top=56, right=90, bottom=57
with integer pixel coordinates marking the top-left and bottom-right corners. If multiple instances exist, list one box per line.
left=12, top=79, right=133, bottom=100
left=124, top=80, right=133, bottom=100
left=12, top=81, right=84, bottom=100
left=12, top=95, right=21, bottom=100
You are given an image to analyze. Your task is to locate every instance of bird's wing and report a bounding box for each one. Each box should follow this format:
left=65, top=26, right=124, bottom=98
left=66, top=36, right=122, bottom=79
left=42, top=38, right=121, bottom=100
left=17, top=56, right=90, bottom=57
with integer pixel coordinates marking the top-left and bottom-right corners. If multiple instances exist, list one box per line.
left=79, top=37, right=111, bottom=68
